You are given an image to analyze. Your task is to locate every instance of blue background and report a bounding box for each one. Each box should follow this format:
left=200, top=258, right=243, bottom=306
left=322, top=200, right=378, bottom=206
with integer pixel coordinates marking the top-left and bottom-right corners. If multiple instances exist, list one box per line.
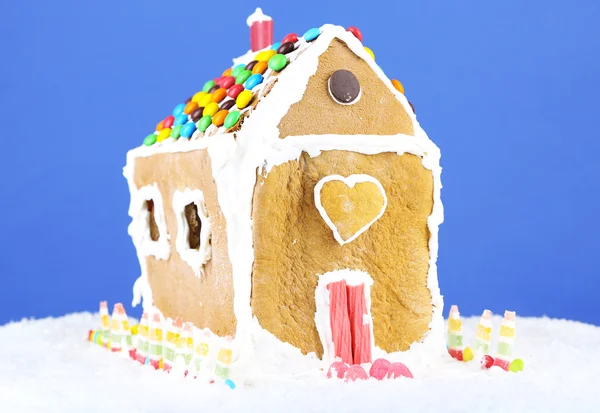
left=2, top=0, right=599, bottom=326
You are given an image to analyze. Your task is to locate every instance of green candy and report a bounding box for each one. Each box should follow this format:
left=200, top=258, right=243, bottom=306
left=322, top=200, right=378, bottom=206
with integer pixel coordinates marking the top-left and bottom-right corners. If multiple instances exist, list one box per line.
left=268, top=54, right=288, bottom=72
left=202, top=80, right=215, bottom=93
left=235, top=70, right=252, bottom=85
left=170, top=124, right=182, bottom=139
left=231, top=65, right=245, bottom=77
left=509, top=358, right=524, bottom=373
left=143, top=133, right=157, bottom=146
left=197, top=115, right=212, bottom=132
left=224, top=111, right=241, bottom=129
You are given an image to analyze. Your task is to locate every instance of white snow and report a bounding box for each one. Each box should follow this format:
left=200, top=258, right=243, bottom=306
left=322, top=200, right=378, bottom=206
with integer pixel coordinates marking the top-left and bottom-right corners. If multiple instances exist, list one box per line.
left=1, top=313, right=599, bottom=412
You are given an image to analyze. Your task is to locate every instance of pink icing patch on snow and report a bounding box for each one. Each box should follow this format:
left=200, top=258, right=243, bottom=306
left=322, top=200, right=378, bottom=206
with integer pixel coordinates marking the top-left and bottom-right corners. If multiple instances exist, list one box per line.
left=328, top=281, right=353, bottom=365
left=369, top=358, right=392, bottom=380
left=390, top=362, right=413, bottom=379
left=346, top=284, right=372, bottom=364
left=344, top=365, right=369, bottom=382
left=327, top=361, right=349, bottom=379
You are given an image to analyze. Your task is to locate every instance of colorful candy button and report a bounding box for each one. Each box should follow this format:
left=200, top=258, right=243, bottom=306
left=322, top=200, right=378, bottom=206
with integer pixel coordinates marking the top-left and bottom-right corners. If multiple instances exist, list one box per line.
left=236, top=90, right=253, bottom=109
left=277, top=42, right=295, bottom=55
left=197, top=115, right=212, bottom=133
left=251, top=61, right=268, bottom=75
left=221, top=76, right=236, bottom=89
left=198, top=93, right=212, bottom=108
left=192, top=91, right=207, bottom=103
left=180, top=122, right=196, bottom=138
left=214, top=76, right=225, bottom=87
left=509, top=359, right=525, bottom=373
left=227, top=84, right=244, bottom=99
left=256, top=49, right=276, bottom=62
left=303, top=27, right=321, bottom=42
left=224, top=111, right=241, bottom=129
left=220, top=99, right=235, bottom=111
left=245, top=73, right=263, bottom=90
left=222, top=67, right=233, bottom=76
left=270, top=41, right=281, bottom=51
left=184, top=101, right=198, bottom=115
left=203, top=102, right=220, bottom=117
left=190, top=107, right=204, bottom=123
left=212, top=110, right=228, bottom=126
left=163, top=115, right=175, bottom=129
left=170, top=124, right=182, bottom=139
left=143, top=133, right=157, bottom=146
left=208, top=85, right=220, bottom=94
left=282, top=33, right=298, bottom=44
left=346, top=26, right=363, bottom=42
left=211, top=88, right=227, bottom=103
left=268, top=54, right=288, bottom=72
left=202, top=80, right=215, bottom=93
left=391, top=79, right=404, bottom=94
left=245, top=60, right=258, bottom=71
left=157, top=128, right=171, bottom=142
left=235, top=70, right=252, bottom=85
left=172, top=103, right=186, bottom=117
left=156, top=120, right=164, bottom=131
left=174, top=113, right=189, bottom=126
left=364, top=46, right=375, bottom=60
left=231, top=64, right=246, bottom=77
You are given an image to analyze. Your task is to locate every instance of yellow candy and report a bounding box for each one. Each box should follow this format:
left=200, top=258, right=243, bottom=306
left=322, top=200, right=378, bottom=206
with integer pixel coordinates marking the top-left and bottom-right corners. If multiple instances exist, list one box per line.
left=198, top=93, right=213, bottom=108
left=391, top=79, right=404, bottom=94
left=463, top=347, right=474, bottom=362
left=130, top=325, right=139, bottom=335
left=192, top=91, right=207, bottom=103
left=255, top=49, right=277, bottom=62
left=157, top=128, right=171, bottom=142
left=203, top=102, right=220, bottom=117
left=364, top=46, right=375, bottom=60
left=236, top=90, right=253, bottom=109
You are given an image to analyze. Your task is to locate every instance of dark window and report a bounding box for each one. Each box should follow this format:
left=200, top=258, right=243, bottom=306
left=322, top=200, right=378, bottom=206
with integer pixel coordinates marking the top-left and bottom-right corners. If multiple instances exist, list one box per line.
left=184, top=203, right=201, bottom=250
left=146, top=199, right=160, bottom=241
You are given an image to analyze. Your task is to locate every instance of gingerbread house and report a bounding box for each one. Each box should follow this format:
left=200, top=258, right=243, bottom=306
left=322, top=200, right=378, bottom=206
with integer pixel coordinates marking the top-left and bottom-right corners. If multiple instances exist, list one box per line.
left=124, top=8, right=445, bottom=367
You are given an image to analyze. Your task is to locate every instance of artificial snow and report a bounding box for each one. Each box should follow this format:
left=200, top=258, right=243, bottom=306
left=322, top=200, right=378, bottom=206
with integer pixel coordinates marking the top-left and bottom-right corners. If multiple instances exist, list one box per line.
left=0, top=313, right=598, bottom=412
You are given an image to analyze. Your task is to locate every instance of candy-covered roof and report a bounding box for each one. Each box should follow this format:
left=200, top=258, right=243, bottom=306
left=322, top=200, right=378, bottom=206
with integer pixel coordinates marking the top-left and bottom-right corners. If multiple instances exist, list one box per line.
left=140, top=13, right=411, bottom=148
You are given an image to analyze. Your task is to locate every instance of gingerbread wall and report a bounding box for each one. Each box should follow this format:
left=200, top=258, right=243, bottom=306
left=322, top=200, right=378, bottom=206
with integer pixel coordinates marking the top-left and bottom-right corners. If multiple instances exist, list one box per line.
left=133, top=149, right=236, bottom=336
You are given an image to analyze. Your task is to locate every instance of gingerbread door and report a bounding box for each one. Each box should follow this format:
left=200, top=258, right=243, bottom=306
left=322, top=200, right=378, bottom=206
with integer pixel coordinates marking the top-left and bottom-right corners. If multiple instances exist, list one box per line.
left=327, top=280, right=372, bottom=365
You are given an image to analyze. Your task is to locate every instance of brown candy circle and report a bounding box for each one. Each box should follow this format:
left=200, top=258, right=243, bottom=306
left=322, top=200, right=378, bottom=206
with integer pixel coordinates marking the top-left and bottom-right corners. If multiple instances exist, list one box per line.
left=208, top=85, right=220, bottom=94
left=328, top=70, right=361, bottom=104
left=277, top=42, right=295, bottom=55
left=245, top=60, right=258, bottom=71
left=220, top=99, right=235, bottom=111
left=191, top=107, right=204, bottom=122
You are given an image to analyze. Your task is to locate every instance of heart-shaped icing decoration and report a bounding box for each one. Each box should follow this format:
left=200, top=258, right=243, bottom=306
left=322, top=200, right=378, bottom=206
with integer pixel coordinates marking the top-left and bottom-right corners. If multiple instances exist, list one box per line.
left=314, top=174, right=388, bottom=245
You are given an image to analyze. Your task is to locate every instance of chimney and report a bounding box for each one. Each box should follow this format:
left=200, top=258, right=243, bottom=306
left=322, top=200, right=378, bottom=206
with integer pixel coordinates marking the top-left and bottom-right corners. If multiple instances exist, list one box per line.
left=247, top=7, right=273, bottom=52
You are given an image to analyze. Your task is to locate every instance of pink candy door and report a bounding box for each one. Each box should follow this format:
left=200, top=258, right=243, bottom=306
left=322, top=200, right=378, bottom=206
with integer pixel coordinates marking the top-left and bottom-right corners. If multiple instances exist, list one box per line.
left=327, top=280, right=372, bottom=365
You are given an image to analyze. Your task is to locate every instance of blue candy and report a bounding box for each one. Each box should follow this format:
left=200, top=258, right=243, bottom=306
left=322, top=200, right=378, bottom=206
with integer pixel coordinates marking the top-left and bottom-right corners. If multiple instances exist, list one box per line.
left=303, top=27, right=321, bottom=42
left=270, top=41, right=281, bottom=51
left=244, top=73, right=264, bottom=90
left=174, top=113, right=188, bottom=126
left=172, top=103, right=186, bottom=117
left=180, top=122, right=196, bottom=138
left=224, top=379, right=236, bottom=389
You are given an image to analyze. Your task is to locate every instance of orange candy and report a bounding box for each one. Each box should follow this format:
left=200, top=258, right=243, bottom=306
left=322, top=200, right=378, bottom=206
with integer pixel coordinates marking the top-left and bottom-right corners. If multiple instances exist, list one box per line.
left=222, top=68, right=232, bottom=76
left=211, top=88, right=227, bottom=103
left=156, top=120, right=164, bottom=131
left=391, top=79, right=405, bottom=94
left=212, top=110, right=229, bottom=126
left=183, top=101, right=198, bottom=114
left=252, top=61, right=268, bottom=75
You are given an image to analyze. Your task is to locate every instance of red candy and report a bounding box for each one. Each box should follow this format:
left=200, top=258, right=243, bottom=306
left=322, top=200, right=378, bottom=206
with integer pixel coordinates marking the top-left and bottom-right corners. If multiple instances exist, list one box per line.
left=213, top=76, right=225, bottom=86
left=162, top=115, right=175, bottom=129
left=281, top=33, right=298, bottom=44
left=448, top=348, right=463, bottom=361
left=347, top=26, right=363, bottom=42
left=221, top=76, right=236, bottom=89
left=344, top=365, right=369, bottom=382
left=389, top=362, right=413, bottom=379
left=481, top=355, right=494, bottom=370
left=493, top=358, right=510, bottom=371
left=369, top=358, right=392, bottom=381
left=327, top=361, right=349, bottom=379
left=227, top=84, right=244, bottom=99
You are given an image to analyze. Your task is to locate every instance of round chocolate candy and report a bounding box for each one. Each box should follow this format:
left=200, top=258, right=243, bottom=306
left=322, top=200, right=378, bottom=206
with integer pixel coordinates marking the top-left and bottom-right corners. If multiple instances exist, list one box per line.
left=191, top=107, right=204, bottom=123
left=245, top=73, right=263, bottom=90
left=197, top=115, right=212, bottom=133
left=180, top=122, right=196, bottom=138
left=303, top=27, right=321, bottom=42
left=224, top=110, right=241, bottom=129
left=281, top=33, right=298, bottom=44
left=184, top=96, right=192, bottom=103
left=235, top=69, right=252, bottom=85
left=346, top=26, right=363, bottom=42
left=277, top=42, right=295, bottom=55
left=143, top=133, right=157, bottom=146
left=328, top=70, right=361, bottom=104
left=268, top=54, right=288, bottom=72
left=220, top=99, right=235, bottom=111
left=245, top=60, right=258, bottom=71
left=208, top=85, right=220, bottom=94
left=202, top=80, right=215, bottom=93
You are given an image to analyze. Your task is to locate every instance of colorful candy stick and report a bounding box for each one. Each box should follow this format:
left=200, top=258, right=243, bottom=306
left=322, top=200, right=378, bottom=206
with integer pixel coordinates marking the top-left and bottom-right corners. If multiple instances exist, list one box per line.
left=135, top=313, right=149, bottom=364
left=162, top=317, right=183, bottom=372
left=215, top=336, right=233, bottom=380
left=447, top=305, right=464, bottom=360
left=474, top=309, right=492, bottom=356
left=118, top=304, right=135, bottom=359
left=100, top=301, right=110, bottom=348
left=110, top=304, right=124, bottom=353
left=193, top=329, right=211, bottom=378
left=493, top=310, right=516, bottom=371
left=148, top=312, right=164, bottom=370
left=175, top=322, right=195, bottom=376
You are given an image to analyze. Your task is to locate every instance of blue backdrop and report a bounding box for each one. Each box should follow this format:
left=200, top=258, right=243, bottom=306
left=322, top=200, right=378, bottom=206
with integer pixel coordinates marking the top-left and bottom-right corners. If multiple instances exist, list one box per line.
left=2, top=0, right=599, bottom=326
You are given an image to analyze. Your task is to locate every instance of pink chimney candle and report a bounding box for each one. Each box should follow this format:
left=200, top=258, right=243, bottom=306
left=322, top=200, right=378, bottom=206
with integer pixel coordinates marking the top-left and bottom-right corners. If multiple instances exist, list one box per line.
left=247, top=8, right=273, bottom=52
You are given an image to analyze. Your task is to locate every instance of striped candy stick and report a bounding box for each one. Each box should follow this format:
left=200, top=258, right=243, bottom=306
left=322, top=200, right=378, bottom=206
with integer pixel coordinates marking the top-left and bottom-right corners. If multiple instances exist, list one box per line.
left=110, top=304, right=125, bottom=353
left=493, top=310, right=516, bottom=371
left=193, top=329, right=212, bottom=378
left=447, top=305, right=464, bottom=360
left=474, top=309, right=493, bottom=356
left=148, top=312, right=164, bottom=370
left=175, top=322, right=195, bottom=376
left=99, top=301, right=110, bottom=348
left=162, top=317, right=183, bottom=372
left=215, top=336, right=233, bottom=380
left=117, top=304, right=135, bottom=359
left=135, top=313, right=149, bottom=364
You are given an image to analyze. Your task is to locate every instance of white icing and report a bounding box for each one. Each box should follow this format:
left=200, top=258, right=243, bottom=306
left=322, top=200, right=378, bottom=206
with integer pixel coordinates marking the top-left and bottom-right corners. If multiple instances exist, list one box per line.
left=313, top=174, right=387, bottom=245
left=124, top=24, right=446, bottom=368
left=172, top=188, right=212, bottom=278
left=314, top=269, right=374, bottom=364
left=246, top=7, right=272, bottom=27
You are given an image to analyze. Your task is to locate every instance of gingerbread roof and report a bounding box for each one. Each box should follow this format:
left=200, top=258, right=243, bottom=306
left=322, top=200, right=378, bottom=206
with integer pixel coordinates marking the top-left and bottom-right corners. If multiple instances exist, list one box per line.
left=138, top=21, right=413, bottom=149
